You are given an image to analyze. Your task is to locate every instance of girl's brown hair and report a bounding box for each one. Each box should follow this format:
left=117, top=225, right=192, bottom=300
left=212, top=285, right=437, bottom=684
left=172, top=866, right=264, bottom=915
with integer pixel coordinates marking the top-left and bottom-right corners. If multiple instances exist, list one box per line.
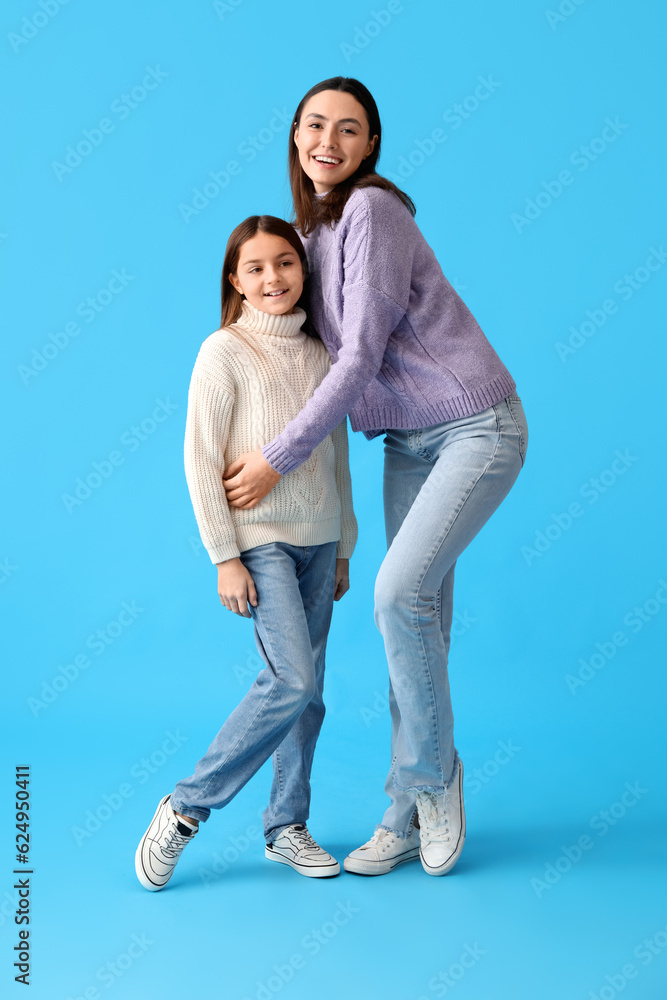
left=220, top=215, right=317, bottom=337
left=289, top=77, right=416, bottom=236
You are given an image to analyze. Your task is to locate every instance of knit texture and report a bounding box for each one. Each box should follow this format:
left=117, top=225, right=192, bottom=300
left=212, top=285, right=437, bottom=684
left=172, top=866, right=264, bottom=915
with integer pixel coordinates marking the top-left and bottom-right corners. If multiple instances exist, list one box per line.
left=184, top=299, right=357, bottom=564
left=262, top=185, right=517, bottom=476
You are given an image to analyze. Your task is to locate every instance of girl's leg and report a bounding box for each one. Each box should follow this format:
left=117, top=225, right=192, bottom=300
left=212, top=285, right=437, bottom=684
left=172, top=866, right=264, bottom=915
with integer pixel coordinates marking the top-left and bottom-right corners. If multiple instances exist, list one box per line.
left=263, top=542, right=338, bottom=842
left=376, top=396, right=528, bottom=817
left=170, top=542, right=322, bottom=824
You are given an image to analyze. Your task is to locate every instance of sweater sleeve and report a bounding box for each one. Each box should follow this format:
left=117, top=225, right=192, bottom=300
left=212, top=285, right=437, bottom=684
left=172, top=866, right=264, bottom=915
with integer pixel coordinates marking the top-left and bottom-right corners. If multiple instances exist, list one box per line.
left=329, top=416, right=358, bottom=559
left=261, top=190, right=414, bottom=476
left=184, top=369, right=240, bottom=565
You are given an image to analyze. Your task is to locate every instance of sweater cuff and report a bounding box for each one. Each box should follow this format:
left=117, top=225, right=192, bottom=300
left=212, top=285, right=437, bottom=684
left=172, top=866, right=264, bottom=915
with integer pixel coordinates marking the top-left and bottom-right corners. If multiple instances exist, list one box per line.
left=261, top=439, right=299, bottom=476
left=336, top=538, right=356, bottom=560
left=207, top=540, right=242, bottom=565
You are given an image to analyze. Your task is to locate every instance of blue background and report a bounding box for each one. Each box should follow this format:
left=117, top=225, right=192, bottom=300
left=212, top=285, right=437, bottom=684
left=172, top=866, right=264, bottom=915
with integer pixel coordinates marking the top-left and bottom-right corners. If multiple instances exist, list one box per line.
left=3, top=0, right=666, bottom=997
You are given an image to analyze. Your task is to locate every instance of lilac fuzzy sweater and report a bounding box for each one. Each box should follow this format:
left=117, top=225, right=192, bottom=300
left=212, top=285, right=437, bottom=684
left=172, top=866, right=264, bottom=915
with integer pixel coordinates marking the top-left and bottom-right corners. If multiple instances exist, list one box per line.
left=262, top=185, right=516, bottom=476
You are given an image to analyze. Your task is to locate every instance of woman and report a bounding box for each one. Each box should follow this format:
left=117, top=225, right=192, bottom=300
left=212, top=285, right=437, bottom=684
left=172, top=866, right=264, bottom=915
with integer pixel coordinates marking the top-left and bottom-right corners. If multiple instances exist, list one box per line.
left=223, top=77, right=528, bottom=877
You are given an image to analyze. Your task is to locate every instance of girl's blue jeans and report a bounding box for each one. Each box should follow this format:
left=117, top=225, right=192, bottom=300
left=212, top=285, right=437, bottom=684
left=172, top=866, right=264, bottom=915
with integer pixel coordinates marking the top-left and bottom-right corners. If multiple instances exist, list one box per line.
left=375, top=393, right=528, bottom=837
left=171, top=539, right=338, bottom=843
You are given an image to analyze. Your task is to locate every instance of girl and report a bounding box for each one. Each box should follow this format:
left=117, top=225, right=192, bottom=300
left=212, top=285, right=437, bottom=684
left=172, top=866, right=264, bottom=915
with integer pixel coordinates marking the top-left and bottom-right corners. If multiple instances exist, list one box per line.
left=135, top=215, right=357, bottom=890
left=223, top=78, right=529, bottom=877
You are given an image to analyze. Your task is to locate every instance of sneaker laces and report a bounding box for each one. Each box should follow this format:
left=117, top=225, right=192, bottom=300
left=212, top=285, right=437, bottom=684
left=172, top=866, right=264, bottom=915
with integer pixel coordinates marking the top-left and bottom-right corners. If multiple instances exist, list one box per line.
left=158, top=825, right=193, bottom=860
left=362, top=829, right=395, bottom=852
left=416, top=791, right=451, bottom=843
left=289, top=825, right=320, bottom=851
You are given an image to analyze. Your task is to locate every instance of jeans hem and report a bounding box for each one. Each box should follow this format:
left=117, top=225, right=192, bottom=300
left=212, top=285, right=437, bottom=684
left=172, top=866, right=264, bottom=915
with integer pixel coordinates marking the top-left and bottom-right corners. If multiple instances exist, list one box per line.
left=170, top=795, right=210, bottom=824
left=390, top=754, right=461, bottom=797
left=376, top=823, right=415, bottom=839
left=264, top=821, right=299, bottom=845
left=394, top=782, right=447, bottom=794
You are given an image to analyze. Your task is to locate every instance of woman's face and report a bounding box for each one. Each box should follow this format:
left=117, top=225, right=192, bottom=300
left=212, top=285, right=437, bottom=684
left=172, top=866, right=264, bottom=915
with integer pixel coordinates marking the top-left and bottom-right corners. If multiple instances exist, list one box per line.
left=229, top=234, right=304, bottom=316
left=294, top=89, right=378, bottom=193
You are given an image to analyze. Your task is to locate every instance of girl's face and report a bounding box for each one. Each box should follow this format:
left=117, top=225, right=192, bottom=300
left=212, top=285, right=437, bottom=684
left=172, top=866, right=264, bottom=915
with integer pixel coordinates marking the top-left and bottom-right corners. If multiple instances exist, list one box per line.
left=294, top=90, right=378, bottom=193
left=229, top=233, right=304, bottom=316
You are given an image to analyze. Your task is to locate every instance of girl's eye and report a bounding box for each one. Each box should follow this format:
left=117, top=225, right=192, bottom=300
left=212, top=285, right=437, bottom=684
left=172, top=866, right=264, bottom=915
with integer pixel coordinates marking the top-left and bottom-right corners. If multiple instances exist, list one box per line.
left=280, top=261, right=294, bottom=267
left=248, top=267, right=261, bottom=273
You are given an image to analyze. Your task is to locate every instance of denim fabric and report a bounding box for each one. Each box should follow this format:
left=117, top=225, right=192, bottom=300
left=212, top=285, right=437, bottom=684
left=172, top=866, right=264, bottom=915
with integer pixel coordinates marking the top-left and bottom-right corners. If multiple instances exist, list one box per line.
left=171, top=540, right=338, bottom=842
left=375, top=394, right=528, bottom=836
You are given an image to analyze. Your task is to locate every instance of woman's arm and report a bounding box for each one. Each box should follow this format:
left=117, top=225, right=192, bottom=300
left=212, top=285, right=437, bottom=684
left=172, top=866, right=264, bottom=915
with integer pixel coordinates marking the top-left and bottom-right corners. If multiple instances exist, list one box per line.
left=261, top=282, right=405, bottom=475
left=224, top=190, right=416, bottom=505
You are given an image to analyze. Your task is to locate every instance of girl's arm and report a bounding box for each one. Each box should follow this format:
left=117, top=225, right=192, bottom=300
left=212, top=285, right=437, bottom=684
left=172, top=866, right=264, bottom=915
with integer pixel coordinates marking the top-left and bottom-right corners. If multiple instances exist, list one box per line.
left=184, top=370, right=241, bottom=565
left=260, top=190, right=415, bottom=477
left=186, top=368, right=258, bottom=617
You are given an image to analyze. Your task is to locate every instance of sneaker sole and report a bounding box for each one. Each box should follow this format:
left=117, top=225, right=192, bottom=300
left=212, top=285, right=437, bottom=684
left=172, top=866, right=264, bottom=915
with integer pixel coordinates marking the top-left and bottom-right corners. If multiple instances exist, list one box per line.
left=135, top=794, right=176, bottom=891
left=420, top=763, right=466, bottom=877
left=343, top=846, right=421, bottom=876
left=265, top=846, right=340, bottom=878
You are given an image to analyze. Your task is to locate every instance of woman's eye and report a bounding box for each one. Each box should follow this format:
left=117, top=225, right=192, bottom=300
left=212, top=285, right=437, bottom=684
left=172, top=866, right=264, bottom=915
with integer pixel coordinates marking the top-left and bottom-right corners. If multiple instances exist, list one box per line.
left=280, top=261, right=293, bottom=267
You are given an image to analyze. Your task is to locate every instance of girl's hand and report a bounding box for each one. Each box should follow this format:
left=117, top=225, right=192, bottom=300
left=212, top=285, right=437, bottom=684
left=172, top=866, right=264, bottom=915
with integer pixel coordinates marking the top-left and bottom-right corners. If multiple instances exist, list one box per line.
left=334, top=558, right=350, bottom=601
left=223, top=450, right=281, bottom=509
left=216, top=558, right=258, bottom=618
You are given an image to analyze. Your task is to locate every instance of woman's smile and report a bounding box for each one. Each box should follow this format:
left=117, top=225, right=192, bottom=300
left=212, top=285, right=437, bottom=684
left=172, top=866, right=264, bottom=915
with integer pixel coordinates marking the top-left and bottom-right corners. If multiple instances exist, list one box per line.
left=312, top=154, right=343, bottom=169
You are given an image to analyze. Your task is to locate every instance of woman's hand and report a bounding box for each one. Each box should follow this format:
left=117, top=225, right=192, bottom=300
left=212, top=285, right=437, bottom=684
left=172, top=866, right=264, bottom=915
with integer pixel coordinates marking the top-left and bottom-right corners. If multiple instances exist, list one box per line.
left=223, top=450, right=281, bottom=509
left=334, top=558, right=350, bottom=601
left=216, top=558, right=258, bottom=618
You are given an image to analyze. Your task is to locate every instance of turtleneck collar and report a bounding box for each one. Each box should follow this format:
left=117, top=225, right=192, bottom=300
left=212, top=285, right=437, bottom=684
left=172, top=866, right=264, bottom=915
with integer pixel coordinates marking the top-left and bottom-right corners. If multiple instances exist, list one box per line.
left=233, top=298, right=307, bottom=338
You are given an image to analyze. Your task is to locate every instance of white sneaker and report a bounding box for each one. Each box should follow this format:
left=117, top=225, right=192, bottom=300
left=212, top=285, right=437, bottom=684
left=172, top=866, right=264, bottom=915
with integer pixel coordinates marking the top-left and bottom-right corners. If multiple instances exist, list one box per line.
left=135, top=794, right=198, bottom=891
left=415, top=757, right=466, bottom=876
left=343, top=825, right=421, bottom=875
left=265, top=824, right=340, bottom=878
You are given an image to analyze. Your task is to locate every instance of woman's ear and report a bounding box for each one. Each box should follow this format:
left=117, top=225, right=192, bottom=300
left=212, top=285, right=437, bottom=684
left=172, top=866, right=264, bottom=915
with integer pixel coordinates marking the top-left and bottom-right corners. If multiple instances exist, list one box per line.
left=364, top=133, right=379, bottom=159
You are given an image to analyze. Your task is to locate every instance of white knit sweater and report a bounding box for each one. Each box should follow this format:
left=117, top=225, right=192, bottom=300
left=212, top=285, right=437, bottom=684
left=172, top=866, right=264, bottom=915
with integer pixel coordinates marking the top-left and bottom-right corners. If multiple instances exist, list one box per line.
left=184, top=299, right=358, bottom=564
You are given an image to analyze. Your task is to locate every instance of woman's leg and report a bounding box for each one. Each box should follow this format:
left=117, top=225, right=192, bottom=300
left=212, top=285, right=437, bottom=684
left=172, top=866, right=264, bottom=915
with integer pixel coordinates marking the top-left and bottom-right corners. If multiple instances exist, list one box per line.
left=377, top=446, right=437, bottom=836
left=376, top=396, right=528, bottom=822
left=170, top=542, right=323, bottom=824
left=262, top=542, right=338, bottom=842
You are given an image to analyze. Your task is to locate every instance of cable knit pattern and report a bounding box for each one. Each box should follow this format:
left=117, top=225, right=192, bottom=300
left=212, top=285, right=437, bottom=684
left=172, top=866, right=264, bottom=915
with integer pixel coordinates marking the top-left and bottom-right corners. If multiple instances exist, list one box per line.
left=184, top=299, right=357, bottom=565
left=261, top=185, right=517, bottom=476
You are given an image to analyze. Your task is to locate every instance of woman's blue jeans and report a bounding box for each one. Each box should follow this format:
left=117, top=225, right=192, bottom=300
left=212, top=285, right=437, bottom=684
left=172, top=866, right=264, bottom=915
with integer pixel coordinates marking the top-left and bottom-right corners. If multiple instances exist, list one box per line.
left=375, top=394, right=528, bottom=837
left=171, top=540, right=338, bottom=842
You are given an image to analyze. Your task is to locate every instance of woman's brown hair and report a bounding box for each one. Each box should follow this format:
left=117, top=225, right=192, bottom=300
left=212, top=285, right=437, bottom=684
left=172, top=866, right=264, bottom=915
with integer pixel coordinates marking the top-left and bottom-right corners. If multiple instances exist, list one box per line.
left=220, top=215, right=317, bottom=337
left=289, top=77, right=416, bottom=236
